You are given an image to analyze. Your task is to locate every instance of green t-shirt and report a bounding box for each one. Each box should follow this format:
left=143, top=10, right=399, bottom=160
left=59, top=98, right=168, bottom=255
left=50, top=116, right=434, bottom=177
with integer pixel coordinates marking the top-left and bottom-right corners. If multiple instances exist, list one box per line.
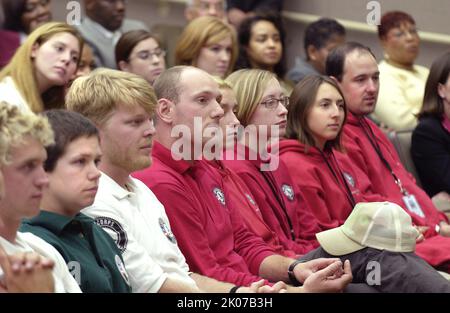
left=21, top=211, right=131, bottom=293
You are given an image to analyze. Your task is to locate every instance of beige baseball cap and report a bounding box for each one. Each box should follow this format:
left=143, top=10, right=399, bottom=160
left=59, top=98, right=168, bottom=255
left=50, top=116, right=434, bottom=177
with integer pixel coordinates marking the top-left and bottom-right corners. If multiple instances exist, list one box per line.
left=316, top=202, right=420, bottom=256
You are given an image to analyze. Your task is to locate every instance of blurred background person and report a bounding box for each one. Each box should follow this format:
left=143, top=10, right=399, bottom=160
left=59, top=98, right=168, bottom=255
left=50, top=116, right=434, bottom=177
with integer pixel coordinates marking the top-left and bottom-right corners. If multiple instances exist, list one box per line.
left=287, top=18, right=346, bottom=85
left=175, top=16, right=237, bottom=79
left=226, top=0, right=283, bottom=30
left=234, top=14, right=292, bottom=94
left=0, top=0, right=53, bottom=67
left=76, top=0, right=148, bottom=69
left=116, top=30, right=166, bottom=86
left=185, top=0, right=226, bottom=21
left=372, top=11, right=429, bottom=131
left=412, top=51, right=450, bottom=205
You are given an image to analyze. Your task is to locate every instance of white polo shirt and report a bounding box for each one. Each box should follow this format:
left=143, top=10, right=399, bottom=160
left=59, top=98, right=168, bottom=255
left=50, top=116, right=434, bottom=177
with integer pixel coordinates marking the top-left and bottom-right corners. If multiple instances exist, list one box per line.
left=82, top=173, right=196, bottom=293
left=0, top=232, right=81, bottom=293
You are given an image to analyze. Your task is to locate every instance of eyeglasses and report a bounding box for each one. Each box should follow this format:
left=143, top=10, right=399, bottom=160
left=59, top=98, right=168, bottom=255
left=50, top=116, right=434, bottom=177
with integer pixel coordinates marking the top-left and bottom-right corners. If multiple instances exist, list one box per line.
left=260, top=96, right=289, bottom=110
left=24, top=0, right=50, bottom=13
left=130, top=48, right=166, bottom=62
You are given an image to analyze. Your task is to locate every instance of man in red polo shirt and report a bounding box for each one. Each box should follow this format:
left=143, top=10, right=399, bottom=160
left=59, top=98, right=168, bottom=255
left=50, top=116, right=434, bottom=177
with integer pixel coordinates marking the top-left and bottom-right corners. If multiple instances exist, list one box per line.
left=134, top=65, right=352, bottom=292
left=327, top=42, right=450, bottom=272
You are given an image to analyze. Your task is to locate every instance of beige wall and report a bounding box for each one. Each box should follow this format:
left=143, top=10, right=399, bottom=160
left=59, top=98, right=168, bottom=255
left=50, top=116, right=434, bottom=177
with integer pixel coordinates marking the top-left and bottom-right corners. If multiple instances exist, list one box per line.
left=51, top=0, right=450, bottom=70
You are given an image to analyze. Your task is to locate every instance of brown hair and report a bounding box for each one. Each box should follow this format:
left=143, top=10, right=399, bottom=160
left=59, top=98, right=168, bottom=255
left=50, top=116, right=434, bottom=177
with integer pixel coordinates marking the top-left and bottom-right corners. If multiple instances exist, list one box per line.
left=286, top=75, right=347, bottom=151
left=418, top=51, right=450, bottom=119
left=115, top=30, right=162, bottom=67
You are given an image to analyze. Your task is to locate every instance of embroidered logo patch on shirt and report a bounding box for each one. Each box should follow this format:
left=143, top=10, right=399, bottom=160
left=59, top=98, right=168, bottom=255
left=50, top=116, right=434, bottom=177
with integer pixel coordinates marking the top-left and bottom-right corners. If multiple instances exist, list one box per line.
left=343, top=172, right=355, bottom=188
left=281, top=184, right=294, bottom=201
left=115, top=254, right=131, bottom=286
left=95, top=216, right=128, bottom=253
left=213, top=187, right=226, bottom=206
left=159, top=217, right=177, bottom=244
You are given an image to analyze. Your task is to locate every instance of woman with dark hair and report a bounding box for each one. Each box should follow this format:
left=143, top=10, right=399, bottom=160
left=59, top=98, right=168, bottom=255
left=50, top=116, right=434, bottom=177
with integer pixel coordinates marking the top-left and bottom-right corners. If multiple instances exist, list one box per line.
left=2, top=0, right=52, bottom=35
left=412, top=51, right=450, bottom=198
left=116, top=30, right=166, bottom=86
left=373, top=11, right=429, bottom=131
left=0, top=0, right=52, bottom=67
left=278, top=75, right=382, bottom=230
left=234, top=14, right=292, bottom=94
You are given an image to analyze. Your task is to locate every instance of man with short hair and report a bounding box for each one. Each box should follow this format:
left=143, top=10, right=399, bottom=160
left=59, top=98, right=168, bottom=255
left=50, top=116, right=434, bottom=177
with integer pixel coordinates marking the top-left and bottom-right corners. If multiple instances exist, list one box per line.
left=0, top=103, right=81, bottom=293
left=66, top=68, right=283, bottom=293
left=134, top=65, right=353, bottom=293
left=327, top=42, right=450, bottom=273
left=287, top=18, right=346, bottom=84
left=77, top=0, right=148, bottom=69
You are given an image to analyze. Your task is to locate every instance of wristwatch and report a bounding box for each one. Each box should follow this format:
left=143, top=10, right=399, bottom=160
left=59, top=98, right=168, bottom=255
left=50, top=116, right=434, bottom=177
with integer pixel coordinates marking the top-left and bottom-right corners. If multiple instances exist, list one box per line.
left=288, top=260, right=303, bottom=286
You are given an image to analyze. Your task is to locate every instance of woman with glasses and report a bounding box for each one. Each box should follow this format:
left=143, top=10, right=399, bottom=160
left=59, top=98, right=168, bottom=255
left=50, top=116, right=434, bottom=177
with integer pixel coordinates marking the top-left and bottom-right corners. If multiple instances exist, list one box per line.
left=116, top=30, right=166, bottom=86
left=372, top=11, right=429, bottom=131
left=175, top=16, right=237, bottom=79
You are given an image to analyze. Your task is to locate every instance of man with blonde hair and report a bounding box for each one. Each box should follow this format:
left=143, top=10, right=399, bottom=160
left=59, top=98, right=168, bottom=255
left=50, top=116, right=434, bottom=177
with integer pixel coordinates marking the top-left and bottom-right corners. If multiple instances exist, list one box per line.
left=66, top=68, right=281, bottom=293
left=0, top=102, right=81, bottom=292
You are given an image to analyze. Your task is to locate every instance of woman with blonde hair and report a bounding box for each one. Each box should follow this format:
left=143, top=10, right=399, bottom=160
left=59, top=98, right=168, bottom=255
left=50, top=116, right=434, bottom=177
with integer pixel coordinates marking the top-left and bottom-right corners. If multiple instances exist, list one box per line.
left=0, top=22, right=83, bottom=113
left=175, top=16, right=237, bottom=78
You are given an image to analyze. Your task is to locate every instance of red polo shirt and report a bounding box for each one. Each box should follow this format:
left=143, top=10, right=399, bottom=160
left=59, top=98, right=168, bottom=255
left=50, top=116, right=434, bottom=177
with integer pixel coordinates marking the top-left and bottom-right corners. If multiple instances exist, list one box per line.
left=133, top=141, right=275, bottom=286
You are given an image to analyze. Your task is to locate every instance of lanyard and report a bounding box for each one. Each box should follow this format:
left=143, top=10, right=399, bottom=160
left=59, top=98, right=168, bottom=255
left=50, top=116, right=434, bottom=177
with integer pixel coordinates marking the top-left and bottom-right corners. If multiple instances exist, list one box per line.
left=260, top=169, right=296, bottom=241
left=358, top=118, right=409, bottom=196
left=319, top=149, right=357, bottom=209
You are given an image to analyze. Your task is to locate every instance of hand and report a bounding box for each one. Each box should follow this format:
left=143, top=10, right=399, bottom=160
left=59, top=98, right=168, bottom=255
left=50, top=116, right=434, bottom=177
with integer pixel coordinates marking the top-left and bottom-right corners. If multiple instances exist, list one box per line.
left=301, top=260, right=352, bottom=293
left=414, top=226, right=429, bottom=243
left=237, top=280, right=287, bottom=293
left=438, top=223, right=450, bottom=237
left=0, top=246, right=55, bottom=293
left=293, top=257, right=341, bottom=284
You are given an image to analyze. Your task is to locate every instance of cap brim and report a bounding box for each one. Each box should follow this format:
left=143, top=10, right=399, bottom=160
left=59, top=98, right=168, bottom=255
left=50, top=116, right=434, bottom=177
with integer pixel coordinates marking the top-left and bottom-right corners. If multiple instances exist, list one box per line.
left=316, top=227, right=366, bottom=256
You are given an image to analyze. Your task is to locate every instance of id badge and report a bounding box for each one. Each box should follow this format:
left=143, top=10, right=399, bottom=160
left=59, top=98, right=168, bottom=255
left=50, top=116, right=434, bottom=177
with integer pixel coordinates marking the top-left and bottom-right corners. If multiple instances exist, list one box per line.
left=403, top=194, right=425, bottom=218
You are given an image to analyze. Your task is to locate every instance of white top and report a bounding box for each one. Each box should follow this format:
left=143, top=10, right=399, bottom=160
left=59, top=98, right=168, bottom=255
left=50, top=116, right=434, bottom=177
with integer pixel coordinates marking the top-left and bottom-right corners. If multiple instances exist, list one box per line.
left=0, top=77, right=32, bottom=113
left=82, top=173, right=196, bottom=293
left=373, top=60, right=429, bottom=131
left=0, top=232, right=81, bottom=293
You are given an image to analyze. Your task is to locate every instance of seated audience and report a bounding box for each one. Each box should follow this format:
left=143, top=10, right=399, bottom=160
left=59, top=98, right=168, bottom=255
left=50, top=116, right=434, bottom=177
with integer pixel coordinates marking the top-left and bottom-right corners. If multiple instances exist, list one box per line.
left=76, top=0, right=148, bottom=69
left=20, top=110, right=132, bottom=293
left=66, top=68, right=281, bottom=293
left=287, top=18, right=346, bottom=84
left=223, top=68, right=450, bottom=290
left=175, top=16, right=237, bottom=79
left=327, top=42, right=450, bottom=272
left=133, top=65, right=352, bottom=293
left=0, top=22, right=83, bottom=113
left=373, top=11, right=429, bottom=131
left=412, top=51, right=450, bottom=198
left=116, top=30, right=166, bottom=86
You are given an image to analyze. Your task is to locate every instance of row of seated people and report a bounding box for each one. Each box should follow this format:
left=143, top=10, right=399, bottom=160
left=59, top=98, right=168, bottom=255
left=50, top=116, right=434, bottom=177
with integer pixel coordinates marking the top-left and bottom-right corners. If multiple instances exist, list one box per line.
left=1, top=49, right=450, bottom=292
left=0, top=0, right=435, bottom=134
